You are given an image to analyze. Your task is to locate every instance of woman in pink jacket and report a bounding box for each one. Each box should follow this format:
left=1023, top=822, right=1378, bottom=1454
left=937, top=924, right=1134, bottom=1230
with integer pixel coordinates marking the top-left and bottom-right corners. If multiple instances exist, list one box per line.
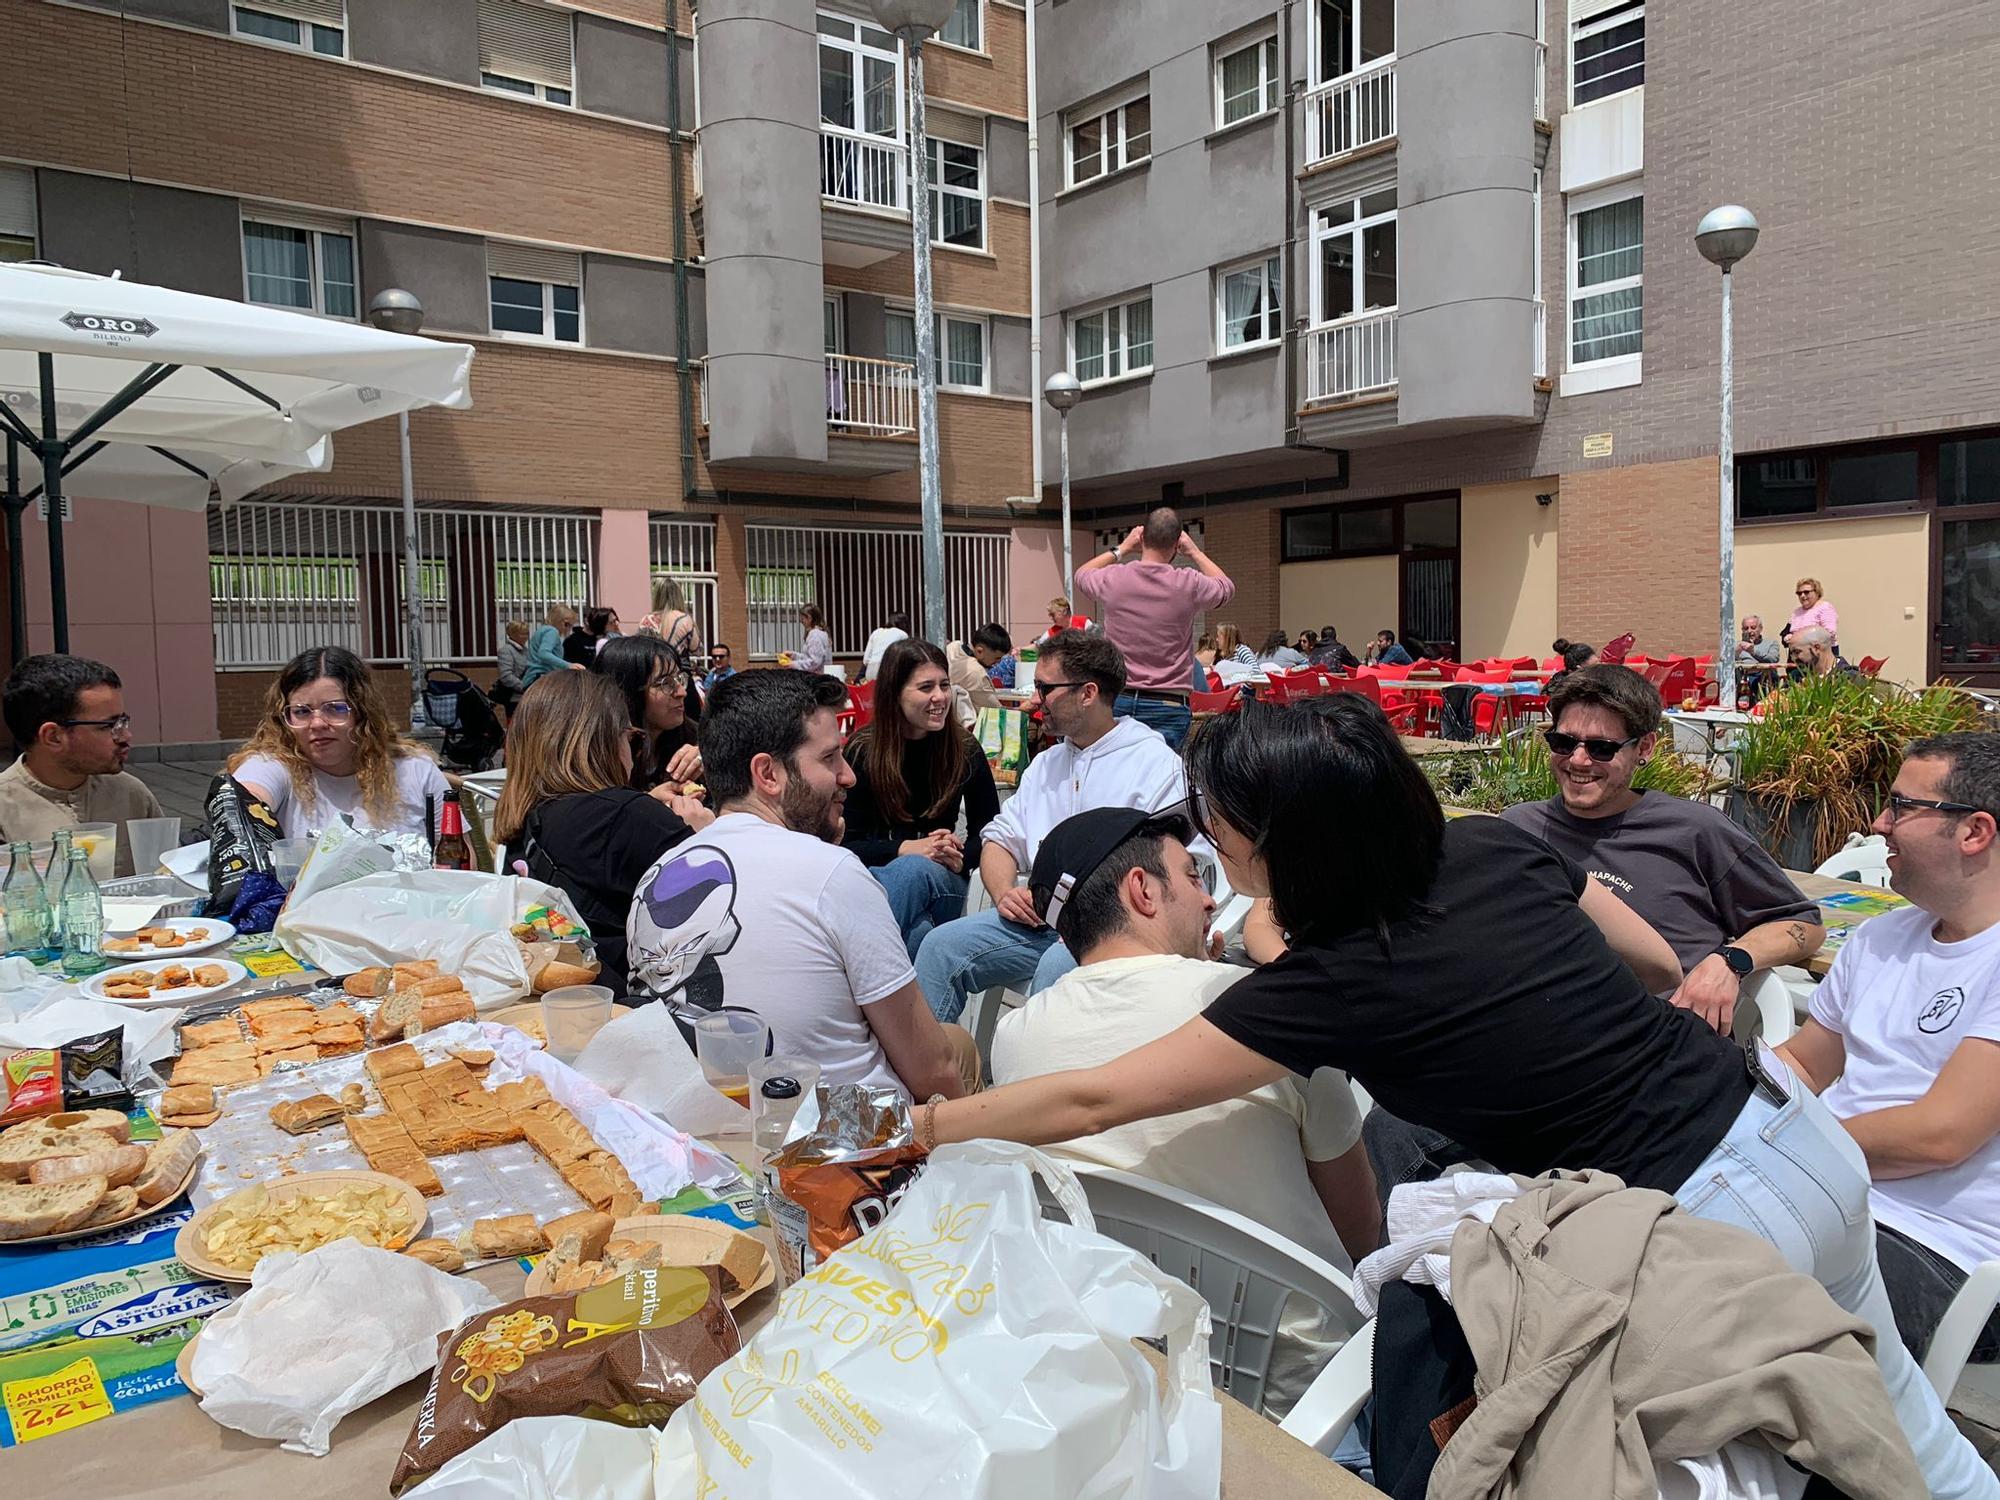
left=1788, top=576, right=1839, bottom=647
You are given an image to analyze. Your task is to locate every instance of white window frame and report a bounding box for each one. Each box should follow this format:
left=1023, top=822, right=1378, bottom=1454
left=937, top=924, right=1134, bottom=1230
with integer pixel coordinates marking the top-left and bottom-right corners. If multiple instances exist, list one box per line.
left=0, top=166, right=37, bottom=264
left=1215, top=254, right=1283, bottom=353
left=1566, top=184, right=1643, bottom=371
left=927, top=136, right=986, bottom=251
left=1569, top=1, right=1644, bottom=108
left=1063, top=85, right=1151, bottom=189
left=240, top=216, right=358, bottom=320
left=886, top=307, right=990, bottom=394
left=823, top=293, right=845, bottom=355
left=937, top=0, right=981, bottom=52
left=481, top=70, right=572, bottom=105
left=1309, top=187, right=1397, bottom=327
left=1066, top=294, right=1155, bottom=386
left=1308, top=0, right=1395, bottom=88
left=1214, top=30, right=1280, bottom=127
left=231, top=3, right=345, bottom=57
left=818, top=11, right=906, bottom=145
left=488, top=275, right=582, bottom=346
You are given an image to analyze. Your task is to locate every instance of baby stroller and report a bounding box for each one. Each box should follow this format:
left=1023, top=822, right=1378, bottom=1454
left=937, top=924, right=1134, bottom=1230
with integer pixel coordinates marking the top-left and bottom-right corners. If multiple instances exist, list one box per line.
left=424, top=668, right=506, bottom=771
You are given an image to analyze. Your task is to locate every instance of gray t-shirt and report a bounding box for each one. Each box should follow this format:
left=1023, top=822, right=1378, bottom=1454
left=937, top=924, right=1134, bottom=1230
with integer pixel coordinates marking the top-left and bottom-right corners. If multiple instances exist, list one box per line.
left=1500, top=792, right=1820, bottom=970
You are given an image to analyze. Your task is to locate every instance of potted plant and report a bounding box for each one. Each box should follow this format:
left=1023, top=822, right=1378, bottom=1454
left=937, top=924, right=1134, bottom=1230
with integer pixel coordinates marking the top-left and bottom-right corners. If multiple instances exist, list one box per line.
left=1422, top=731, right=1713, bottom=814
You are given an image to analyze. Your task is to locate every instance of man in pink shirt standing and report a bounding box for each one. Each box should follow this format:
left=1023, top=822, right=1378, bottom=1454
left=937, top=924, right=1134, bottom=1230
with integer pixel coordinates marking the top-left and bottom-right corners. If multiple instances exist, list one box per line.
left=1075, top=507, right=1235, bottom=750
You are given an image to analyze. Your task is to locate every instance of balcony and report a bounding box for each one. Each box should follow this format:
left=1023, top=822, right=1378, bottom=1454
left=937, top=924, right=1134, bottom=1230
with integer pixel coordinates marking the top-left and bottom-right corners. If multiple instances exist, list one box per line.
left=1302, top=58, right=1396, bottom=169
left=820, top=126, right=911, bottom=266
left=696, top=353, right=920, bottom=476
left=1306, top=310, right=1397, bottom=404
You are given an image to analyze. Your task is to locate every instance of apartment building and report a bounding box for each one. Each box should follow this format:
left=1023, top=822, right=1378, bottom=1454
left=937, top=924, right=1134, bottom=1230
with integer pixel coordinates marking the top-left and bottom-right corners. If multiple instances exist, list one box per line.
left=1035, top=0, right=2000, bottom=685
left=1, top=0, right=1055, bottom=742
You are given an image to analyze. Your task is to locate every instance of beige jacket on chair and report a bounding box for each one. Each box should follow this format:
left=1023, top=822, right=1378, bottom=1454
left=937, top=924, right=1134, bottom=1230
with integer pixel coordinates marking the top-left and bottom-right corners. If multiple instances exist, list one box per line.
left=1429, top=1170, right=1920, bottom=1500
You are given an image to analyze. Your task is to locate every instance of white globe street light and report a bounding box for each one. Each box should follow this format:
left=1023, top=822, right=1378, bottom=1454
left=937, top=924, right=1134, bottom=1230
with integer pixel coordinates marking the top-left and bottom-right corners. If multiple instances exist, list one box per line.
left=1043, top=371, right=1082, bottom=599
left=1696, top=206, right=1759, bottom=710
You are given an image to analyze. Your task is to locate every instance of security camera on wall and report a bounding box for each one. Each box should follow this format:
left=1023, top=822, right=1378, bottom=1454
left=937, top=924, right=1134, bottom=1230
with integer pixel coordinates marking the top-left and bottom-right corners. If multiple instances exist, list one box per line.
left=1536, top=492, right=1556, bottom=507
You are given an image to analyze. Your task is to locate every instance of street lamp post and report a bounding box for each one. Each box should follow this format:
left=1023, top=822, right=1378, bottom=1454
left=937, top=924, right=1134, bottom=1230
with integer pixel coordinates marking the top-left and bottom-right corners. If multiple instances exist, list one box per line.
left=1042, top=371, right=1081, bottom=600
left=872, top=0, right=959, bottom=647
left=1696, top=205, right=1759, bottom=711
left=366, top=288, right=430, bottom=731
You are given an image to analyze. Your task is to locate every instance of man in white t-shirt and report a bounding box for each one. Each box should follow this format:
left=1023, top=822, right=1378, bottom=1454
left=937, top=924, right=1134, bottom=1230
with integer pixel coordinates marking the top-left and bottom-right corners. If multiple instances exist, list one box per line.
left=859, top=612, right=910, bottom=683
left=627, top=670, right=978, bottom=1099
left=1778, top=731, right=2000, bottom=1365
left=992, top=807, right=1381, bottom=1414
left=915, top=630, right=1191, bottom=1022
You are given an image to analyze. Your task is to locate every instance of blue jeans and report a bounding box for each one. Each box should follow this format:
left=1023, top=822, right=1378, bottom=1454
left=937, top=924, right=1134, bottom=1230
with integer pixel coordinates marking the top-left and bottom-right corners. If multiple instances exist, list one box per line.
left=870, top=855, right=968, bottom=964
left=1113, top=692, right=1192, bottom=751
left=914, top=908, right=1061, bottom=1022
left=1676, top=1054, right=1997, bottom=1500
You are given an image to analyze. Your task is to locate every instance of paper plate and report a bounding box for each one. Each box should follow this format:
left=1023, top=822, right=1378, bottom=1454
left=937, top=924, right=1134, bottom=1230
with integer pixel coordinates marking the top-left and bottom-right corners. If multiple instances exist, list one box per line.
left=79, top=957, right=249, bottom=1009
left=489, top=1000, right=631, bottom=1044
left=100, top=917, right=237, bottom=959
left=0, top=1154, right=201, bottom=1247
left=523, top=1212, right=772, bottom=1308
left=176, top=1327, right=205, bottom=1398
left=174, top=1169, right=428, bottom=1284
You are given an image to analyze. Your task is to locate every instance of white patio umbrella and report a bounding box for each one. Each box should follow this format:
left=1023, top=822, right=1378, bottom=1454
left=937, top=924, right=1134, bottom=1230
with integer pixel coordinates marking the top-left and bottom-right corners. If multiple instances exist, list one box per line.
left=0, top=261, right=473, bottom=652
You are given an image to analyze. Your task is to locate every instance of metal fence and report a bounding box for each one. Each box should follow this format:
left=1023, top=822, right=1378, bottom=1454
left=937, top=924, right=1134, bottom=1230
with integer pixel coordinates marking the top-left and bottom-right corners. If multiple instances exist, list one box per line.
left=743, top=523, right=1010, bottom=659
left=1303, top=57, right=1396, bottom=166
left=1306, top=309, right=1398, bottom=403
left=647, top=516, right=719, bottom=657
left=820, top=127, right=903, bottom=210
left=209, top=499, right=599, bottom=669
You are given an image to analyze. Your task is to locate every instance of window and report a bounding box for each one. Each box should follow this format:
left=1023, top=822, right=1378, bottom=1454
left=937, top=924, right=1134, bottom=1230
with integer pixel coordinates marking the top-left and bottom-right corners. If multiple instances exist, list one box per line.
left=886, top=310, right=989, bottom=392
left=927, top=138, right=985, bottom=249
left=939, top=0, right=980, bottom=50
left=1068, top=295, right=1154, bottom=384
left=1217, top=255, right=1282, bottom=351
left=1280, top=493, right=1454, bottom=562
left=823, top=294, right=845, bottom=355
left=1311, top=188, right=1397, bottom=324
left=1572, top=2, right=1643, bottom=106
left=487, top=244, right=582, bottom=343
left=478, top=0, right=575, bottom=106
left=1065, top=90, right=1151, bottom=188
left=232, top=2, right=344, bottom=56
left=1736, top=441, right=1921, bottom=521
left=819, top=13, right=902, bottom=141
left=1215, top=33, right=1279, bottom=126
left=1738, top=456, right=1819, bottom=519
left=1311, top=0, right=1393, bottom=86
left=1569, top=193, right=1641, bottom=365
left=1827, top=450, right=1918, bottom=509
left=242, top=219, right=356, bottom=318
left=0, top=167, right=36, bottom=264
left=1942, top=438, right=2000, bottom=508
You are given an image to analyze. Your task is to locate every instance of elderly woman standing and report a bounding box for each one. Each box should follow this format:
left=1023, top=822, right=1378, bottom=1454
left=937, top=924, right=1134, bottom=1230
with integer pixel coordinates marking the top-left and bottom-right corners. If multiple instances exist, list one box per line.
left=1788, top=577, right=1839, bottom=650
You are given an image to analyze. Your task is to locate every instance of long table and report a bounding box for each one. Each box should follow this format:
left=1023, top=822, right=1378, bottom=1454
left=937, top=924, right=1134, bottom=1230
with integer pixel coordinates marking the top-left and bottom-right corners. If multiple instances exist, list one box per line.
left=1786, top=870, right=1911, bottom=979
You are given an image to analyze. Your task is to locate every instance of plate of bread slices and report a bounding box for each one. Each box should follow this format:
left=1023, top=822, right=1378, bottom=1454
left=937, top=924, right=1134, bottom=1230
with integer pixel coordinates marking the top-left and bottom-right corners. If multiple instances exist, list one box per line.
left=0, top=1115, right=202, bottom=1243
left=81, top=958, right=248, bottom=1008
left=101, top=917, right=236, bottom=958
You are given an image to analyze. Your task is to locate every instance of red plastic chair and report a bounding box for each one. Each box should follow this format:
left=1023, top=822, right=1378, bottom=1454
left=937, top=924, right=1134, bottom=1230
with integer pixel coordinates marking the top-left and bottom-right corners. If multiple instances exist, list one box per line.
left=1190, top=686, right=1243, bottom=715
left=1335, top=672, right=1420, bottom=734
left=1859, top=655, right=1887, bottom=678
left=1601, top=633, right=1636, bottom=664
left=848, top=681, right=875, bottom=713
left=1657, top=656, right=1700, bottom=706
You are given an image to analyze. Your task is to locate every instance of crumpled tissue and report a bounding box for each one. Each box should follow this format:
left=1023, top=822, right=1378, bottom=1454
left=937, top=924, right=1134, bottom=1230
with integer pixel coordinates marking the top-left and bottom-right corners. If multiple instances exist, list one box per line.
left=190, top=1238, right=499, bottom=1456
left=0, top=994, right=180, bottom=1069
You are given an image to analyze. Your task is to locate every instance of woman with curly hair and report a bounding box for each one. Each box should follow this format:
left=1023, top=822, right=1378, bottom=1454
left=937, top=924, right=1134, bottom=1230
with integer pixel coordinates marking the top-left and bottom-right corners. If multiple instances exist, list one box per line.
left=228, top=645, right=452, bottom=840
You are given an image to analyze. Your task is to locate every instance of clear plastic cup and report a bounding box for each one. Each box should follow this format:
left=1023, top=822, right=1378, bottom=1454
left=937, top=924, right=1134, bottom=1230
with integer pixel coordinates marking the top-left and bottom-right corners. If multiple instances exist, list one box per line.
left=127, top=818, right=182, bottom=878
left=542, top=984, right=616, bottom=1062
left=750, top=1055, right=819, bottom=1153
left=695, top=1010, right=772, bottom=1108
left=73, top=824, right=117, bottom=882
left=270, top=837, right=314, bottom=890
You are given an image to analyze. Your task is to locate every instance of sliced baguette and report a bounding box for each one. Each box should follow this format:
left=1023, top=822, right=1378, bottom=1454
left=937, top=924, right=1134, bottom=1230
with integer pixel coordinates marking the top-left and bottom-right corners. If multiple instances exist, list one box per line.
left=28, top=1144, right=148, bottom=1190
left=41, top=1109, right=132, bottom=1142
left=368, top=989, right=426, bottom=1043
left=80, top=1185, right=140, bottom=1228
left=0, top=1176, right=109, bottom=1239
left=0, top=1127, right=120, bottom=1182
left=135, top=1130, right=199, bottom=1205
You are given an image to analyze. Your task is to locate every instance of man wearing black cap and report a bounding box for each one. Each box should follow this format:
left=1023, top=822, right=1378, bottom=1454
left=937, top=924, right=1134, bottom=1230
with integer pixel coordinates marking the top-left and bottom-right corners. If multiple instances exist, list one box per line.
left=990, top=807, right=1380, bottom=1415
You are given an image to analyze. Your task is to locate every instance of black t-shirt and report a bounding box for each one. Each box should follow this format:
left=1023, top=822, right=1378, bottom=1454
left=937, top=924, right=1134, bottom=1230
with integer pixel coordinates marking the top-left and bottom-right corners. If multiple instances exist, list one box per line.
left=840, top=728, right=999, bottom=871
left=521, top=788, right=693, bottom=995
left=1202, top=815, right=1752, bottom=1192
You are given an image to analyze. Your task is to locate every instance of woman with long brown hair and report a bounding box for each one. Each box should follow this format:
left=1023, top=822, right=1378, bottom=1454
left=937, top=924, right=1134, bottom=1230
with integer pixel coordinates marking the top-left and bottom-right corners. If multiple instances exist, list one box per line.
left=228, top=645, right=451, bottom=840
left=841, top=639, right=999, bottom=958
left=493, top=671, right=709, bottom=994
left=794, top=602, right=833, bottom=674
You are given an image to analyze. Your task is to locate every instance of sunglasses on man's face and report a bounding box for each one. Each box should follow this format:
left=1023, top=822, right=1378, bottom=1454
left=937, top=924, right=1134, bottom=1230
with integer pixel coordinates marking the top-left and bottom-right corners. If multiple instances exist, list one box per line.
left=1544, top=730, right=1639, bottom=763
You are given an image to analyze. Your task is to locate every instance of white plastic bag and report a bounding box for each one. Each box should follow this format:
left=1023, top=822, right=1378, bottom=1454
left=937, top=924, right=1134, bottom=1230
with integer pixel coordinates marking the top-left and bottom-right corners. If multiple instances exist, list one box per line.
left=274, top=869, right=585, bottom=1009
left=655, top=1140, right=1223, bottom=1500
left=404, top=1417, right=659, bottom=1500
left=190, top=1240, right=499, bottom=1456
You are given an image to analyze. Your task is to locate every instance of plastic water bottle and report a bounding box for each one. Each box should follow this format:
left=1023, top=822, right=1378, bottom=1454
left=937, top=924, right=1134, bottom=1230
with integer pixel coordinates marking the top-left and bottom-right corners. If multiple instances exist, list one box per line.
left=43, top=830, right=73, bottom=944
left=60, top=848, right=108, bottom=978
left=2, top=842, right=55, bottom=961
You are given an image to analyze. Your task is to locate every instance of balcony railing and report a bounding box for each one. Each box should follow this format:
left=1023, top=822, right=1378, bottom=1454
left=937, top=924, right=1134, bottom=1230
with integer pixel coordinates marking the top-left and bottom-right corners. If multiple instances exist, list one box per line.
left=1533, top=299, right=1548, bottom=380
left=1306, top=309, right=1398, bottom=403
left=696, top=354, right=917, bottom=439
left=1302, top=57, right=1396, bottom=167
left=820, top=127, right=904, bottom=211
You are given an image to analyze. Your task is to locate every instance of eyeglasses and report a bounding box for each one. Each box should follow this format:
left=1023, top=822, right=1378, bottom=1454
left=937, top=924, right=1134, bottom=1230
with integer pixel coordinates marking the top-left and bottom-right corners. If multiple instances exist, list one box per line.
left=283, top=701, right=354, bottom=726
left=1032, top=679, right=1090, bottom=697
left=61, top=714, right=131, bottom=733
left=1796, top=590, right=1815, bottom=597
left=1544, top=730, right=1639, bottom=763
left=1885, top=792, right=1987, bottom=824
left=647, top=671, right=686, bottom=694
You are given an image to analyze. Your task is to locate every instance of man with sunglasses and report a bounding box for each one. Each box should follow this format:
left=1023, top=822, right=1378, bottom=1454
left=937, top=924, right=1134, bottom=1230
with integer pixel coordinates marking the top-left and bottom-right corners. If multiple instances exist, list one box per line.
left=1501, top=664, right=1822, bottom=1031
left=1776, top=733, right=2000, bottom=1368
left=0, top=654, right=163, bottom=877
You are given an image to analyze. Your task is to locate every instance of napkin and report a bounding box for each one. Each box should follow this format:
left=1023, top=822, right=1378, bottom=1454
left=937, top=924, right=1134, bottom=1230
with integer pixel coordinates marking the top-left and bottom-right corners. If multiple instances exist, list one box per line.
left=571, top=1002, right=750, bottom=1142
left=191, top=1239, right=498, bottom=1456
left=0, top=994, right=181, bottom=1069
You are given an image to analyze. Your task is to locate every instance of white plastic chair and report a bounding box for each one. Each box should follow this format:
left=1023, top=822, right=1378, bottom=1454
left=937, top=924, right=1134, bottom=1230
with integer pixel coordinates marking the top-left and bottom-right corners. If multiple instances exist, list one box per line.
left=1732, top=970, right=1797, bottom=1045
left=1045, top=1165, right=1374, bottom=1449
left=1924, top=1260, right=2000, bottom=1400
left=1814, top=832, right=1892, bottom=888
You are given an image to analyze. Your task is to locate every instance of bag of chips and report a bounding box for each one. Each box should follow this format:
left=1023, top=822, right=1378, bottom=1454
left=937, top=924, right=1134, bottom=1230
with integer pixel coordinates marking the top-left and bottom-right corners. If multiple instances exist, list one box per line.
left=58, top=1026, right=130, bottom=1112
left=204, top=772, right=279, bottom=914
left=765, top=1085, right=927, bottom=1284
left=389, top=1265, right=740, bottom=1495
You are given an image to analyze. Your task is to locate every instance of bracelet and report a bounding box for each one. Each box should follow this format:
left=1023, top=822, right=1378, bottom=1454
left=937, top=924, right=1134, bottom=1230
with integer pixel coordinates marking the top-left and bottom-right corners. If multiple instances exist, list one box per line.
left=919, top=1092, right=946, bottom=1151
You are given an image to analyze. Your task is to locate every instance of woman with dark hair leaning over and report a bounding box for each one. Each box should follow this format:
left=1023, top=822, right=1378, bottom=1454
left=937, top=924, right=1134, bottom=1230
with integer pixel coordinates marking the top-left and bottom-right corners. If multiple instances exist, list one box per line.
left=842, top=639, right=999, bottom=959
left=596, top=634, right=704, bottom=794
left=927, top=694, right=1993, bottom=1499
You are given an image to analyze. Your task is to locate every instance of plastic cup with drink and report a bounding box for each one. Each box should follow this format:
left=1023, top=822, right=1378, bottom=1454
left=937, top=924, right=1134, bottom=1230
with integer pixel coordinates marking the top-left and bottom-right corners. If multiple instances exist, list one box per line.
left=541, top=984, right=616, bottom=1063
left=695, top=1010, right=773, bottom=1107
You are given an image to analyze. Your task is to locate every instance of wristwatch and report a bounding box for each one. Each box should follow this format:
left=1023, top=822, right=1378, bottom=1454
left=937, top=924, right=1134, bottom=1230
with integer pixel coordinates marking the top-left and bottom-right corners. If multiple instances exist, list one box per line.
left=1714, top=944, right=1754, bottom=979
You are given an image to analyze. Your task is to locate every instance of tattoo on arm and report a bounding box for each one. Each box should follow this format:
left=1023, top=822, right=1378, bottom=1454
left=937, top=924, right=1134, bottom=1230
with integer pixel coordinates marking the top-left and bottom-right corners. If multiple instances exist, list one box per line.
left=1786, top=921, right=1811, bottom=951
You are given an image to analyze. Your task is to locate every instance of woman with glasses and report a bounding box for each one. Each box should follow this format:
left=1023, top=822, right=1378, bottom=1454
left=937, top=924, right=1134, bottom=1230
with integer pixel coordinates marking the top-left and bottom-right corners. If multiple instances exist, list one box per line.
left=596, top=634, right=703, bottom=793
left=493, top=671, right=708, bottom=995
left=227, top=645, right=453, bottom=842
left=1787, top=576, right=1840, bottom=651
left=927, top=694, right=1995, bottom=1499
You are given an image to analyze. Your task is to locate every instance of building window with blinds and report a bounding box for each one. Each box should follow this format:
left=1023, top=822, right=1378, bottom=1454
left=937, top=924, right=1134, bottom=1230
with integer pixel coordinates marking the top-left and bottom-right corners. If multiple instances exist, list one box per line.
left=0, top=167, right=37, bottom=263
left=232, top=1, right=345, bottom=57
left=1216, top=254, right=1281, bottom=351
left=1569, top=192, right=1642, bottom=365
left=938, top=0, right=980, bottom=50
left=1068, top=295, right=1154, bottom=385
left=242, top=217, right=357, bottom=319
left=488, top=243, right=582, bottom=344
left=478, top=0, right=575, bottom=105
left=1214, top=31, right=1280, bottom=127
left=887, top=309, right=989, bottom=394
